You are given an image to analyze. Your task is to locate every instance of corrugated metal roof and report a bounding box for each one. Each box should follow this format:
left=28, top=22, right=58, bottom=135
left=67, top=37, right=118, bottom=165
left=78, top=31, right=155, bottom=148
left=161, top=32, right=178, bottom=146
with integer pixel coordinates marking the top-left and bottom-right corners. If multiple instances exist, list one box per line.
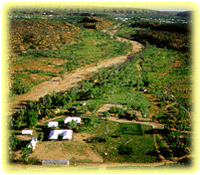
left=64, top=117, right=81, bottom=124
left=22, top=130, right=33, bottom=135
left=48, top=129, right=73, bottom=140
left=47, top=121, right=59, bottom=128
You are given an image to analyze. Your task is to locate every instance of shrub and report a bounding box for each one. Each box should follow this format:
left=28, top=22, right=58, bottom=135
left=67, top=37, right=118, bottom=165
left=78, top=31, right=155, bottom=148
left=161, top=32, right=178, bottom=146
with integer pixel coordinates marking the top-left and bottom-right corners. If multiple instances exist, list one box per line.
left=37, top=132, right=44, bottom=142
left=27, top=157, right=41, bottom=165
left=20, top=146, right=32, bottom=163
left=86, top=100, right=101, bottom=112
left=117, top=144, right=133, bottom=155
left=9, top=133, right=21, bottom=151
left=66, top=120, right=78, bottom=131
left=80, top=115, right=100, bottom=131
left=27, top=109, right=38, bottom=128
left=11, top=78, right=30, bottom=95
left=109, top=107, right=136, bottom=120
left=104, top=111, right=110, bottom=117
left=86, top=136, right=106, bottom=143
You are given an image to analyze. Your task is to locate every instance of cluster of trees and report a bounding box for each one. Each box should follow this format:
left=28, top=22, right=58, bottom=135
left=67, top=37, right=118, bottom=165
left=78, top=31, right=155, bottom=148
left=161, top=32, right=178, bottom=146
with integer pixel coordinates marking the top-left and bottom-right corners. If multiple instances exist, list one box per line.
left=162, top=130, right=190, bottom=158
left=10, top=108, right=38, bottom=129
left=9, top=133, right=21, bottom=151
left=131, top=30, right=189, bottom=53
left=10, top=87, right=82, bottom=129
left=108, top=106, right=136, bottom=120
left=130, top=22, right=190, bottom=34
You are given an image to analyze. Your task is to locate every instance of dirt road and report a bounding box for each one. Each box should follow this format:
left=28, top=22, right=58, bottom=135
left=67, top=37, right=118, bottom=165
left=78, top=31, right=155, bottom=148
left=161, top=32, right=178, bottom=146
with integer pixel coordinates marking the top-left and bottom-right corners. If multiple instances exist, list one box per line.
left=9, top=32, right=144, bottom=113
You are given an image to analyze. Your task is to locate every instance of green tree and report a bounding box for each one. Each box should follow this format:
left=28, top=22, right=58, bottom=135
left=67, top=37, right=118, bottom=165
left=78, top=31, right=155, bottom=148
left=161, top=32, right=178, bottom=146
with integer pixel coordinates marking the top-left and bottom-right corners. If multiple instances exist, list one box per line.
left=44, top=94, right=53, bottom=109
left=20, top=146, right=32, bottom=163
left=27, top=109, right=38, bottom=128
left=37, top=132, right=44, bottom=142
left=67, top=120, right=77, bottom=131
left=14, top=108, right=25, bottom=129
left=11, top=78, right=30, bottom=95
left=9, top=133, right=21, bottom=151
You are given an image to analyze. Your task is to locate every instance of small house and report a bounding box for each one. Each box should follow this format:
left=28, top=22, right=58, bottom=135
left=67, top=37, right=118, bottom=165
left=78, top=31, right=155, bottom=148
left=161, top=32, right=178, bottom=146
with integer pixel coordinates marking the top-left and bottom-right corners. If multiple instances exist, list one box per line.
left=28, top=137, right=37, bottom=150
left=64, top=117, right=81, bottom=125
left=47, top=121, right=59, bottom=128
left=48, top=129, right=73, bottom=140
left=22, top=130, right=33, bottom=135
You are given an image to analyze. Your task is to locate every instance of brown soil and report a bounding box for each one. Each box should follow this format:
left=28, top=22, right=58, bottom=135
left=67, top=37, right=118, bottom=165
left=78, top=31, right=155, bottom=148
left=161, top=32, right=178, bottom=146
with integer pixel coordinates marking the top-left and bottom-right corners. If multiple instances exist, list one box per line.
left=29, top=132, right=103, bottom=163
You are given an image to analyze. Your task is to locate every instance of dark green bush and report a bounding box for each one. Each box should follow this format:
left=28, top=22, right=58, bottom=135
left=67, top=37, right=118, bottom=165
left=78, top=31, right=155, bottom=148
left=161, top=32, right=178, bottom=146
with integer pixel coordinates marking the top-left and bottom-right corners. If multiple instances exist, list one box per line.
left=86, top=100, right=102, bottom=112
left=27, top=109, right=38, bottom=128
left=66, top=120, right=78, bottom=131
left=9, top=133, right=21, bottom=151
left=11, top=78, right=30, bottom=95
left=117, top=144, right=133, bottom=155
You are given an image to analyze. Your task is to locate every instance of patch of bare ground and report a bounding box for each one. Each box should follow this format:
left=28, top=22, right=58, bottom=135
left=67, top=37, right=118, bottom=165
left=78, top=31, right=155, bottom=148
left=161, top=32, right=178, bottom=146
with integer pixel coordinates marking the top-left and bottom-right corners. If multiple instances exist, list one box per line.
left=29, top=74, right=51, bottom=83
left=29, top=133, right=103, bottom=163
left=10, top=58, right=68, bottom=74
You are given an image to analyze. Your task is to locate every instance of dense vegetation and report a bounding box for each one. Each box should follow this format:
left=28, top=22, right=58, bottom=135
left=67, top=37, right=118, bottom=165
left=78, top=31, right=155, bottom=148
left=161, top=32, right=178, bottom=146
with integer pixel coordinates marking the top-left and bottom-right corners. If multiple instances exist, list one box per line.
left=9, top=41, right=192, bottom=163
left=130, top=21, right=190, bottom=34
left=116, top=22, right=190, bottom=53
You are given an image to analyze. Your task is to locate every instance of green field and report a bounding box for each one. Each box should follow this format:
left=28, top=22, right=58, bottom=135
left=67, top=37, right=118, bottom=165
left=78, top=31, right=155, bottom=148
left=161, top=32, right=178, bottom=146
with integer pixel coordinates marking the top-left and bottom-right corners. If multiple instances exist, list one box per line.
left=81, top=120, right=160, bottom=163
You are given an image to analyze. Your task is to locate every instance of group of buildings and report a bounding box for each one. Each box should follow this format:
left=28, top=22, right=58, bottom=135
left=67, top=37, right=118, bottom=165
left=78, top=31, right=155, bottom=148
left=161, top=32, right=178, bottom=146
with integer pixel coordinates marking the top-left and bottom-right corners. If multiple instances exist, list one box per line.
left=21, top=116, right=82, bottom=150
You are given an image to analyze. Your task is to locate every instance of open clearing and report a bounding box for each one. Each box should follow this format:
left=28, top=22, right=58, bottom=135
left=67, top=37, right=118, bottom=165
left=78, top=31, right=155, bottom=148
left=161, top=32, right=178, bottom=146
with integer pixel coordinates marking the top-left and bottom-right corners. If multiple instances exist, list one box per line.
left=29, top=133, right=103, bottom=163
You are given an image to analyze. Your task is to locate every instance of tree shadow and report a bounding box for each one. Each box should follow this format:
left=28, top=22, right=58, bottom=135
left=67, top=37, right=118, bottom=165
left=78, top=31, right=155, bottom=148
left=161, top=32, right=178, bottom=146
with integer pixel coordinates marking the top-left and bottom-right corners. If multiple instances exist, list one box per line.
left=146, top=151, right=159, bottom=156
left=158, top=147, right=172, bottom=159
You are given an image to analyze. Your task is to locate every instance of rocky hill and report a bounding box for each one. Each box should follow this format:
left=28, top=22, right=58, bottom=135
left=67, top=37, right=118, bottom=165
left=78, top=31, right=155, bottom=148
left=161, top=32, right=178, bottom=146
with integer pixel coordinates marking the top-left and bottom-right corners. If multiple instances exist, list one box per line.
left=9, top=19, right=80, bottom=59
left=9, top=17, right=113, bottom=59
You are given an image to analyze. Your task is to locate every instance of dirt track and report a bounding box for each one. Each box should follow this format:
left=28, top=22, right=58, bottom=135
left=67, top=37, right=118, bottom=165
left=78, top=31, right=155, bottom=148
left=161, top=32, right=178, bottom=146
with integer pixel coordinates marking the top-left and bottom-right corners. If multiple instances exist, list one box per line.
left=9, top=32, right=144, bottom=113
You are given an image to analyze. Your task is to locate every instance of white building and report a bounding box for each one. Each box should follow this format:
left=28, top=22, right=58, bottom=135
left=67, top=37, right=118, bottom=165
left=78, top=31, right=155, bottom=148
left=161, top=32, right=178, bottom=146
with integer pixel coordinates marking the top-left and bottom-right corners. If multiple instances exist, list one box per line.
left=42, top=159, right=69, bottom=165
left=47, top=121, right=59, bottom=128
left=48, top=129, right=73, bottom=140
left=22, top=130, right=33, bottom=135
left=28, top=137, right=37, bottom=150
left=64, top=117, right=81, bottom=125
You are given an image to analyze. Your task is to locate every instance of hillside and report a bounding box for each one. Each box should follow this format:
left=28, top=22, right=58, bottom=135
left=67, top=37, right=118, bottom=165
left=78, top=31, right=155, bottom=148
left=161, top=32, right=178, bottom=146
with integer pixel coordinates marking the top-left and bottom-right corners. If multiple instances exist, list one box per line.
left=176, top=11, right=191, bottom=18
left=10, top=7, right=179, bottom=18
left=9, top=19, right=80, bottom=59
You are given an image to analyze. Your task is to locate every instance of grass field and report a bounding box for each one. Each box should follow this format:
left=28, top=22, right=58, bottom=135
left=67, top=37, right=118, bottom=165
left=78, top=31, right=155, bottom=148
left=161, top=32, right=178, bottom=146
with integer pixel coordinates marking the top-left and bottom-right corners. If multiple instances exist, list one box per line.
left=80, top=119, right=160, bottom=163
